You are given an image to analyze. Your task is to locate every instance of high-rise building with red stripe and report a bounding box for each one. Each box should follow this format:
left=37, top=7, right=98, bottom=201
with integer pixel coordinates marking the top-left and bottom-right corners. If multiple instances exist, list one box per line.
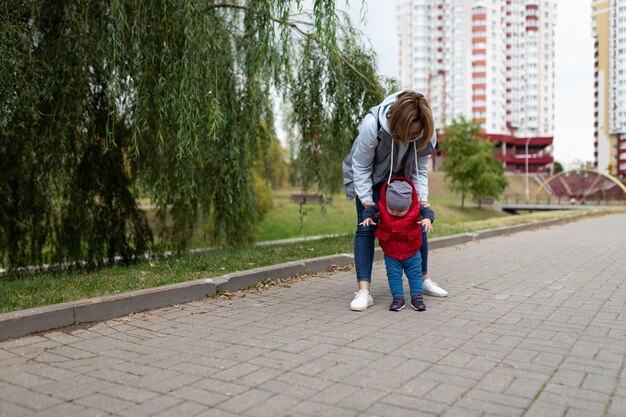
left=398, top=0, right=556, bottom=173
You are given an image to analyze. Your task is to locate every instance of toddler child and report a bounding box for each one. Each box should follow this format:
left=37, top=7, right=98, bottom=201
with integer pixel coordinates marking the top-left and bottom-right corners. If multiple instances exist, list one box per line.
left=359, top=177, right=434, bottom=311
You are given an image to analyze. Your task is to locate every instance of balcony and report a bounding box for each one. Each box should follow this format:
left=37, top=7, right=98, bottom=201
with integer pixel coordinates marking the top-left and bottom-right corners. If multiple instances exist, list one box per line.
left=496, top=153, right=553, bottom=165
left=486, top=135, right=554, bottom=148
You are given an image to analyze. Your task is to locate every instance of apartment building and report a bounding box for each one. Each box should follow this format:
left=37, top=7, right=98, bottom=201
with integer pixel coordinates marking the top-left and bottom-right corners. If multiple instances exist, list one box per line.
left=593, top=0, right=626, bottom=175
left=398, top=0, right=556, bottom=173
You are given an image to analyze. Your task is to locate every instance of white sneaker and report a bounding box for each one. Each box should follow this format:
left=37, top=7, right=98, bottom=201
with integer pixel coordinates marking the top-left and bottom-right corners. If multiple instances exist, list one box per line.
left=423, top=278, right=448, bottom=297
left=350, top=290, right=373, bottom=311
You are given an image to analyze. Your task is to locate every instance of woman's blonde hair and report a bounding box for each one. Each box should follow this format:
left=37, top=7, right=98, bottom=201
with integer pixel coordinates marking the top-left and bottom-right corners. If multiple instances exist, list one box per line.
left=387, top=91, right=434, bottom=150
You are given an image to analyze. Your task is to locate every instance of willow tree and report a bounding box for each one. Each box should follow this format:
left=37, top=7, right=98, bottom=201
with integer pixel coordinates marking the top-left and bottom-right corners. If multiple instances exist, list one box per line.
left=0, top=0, right=389, bottom=269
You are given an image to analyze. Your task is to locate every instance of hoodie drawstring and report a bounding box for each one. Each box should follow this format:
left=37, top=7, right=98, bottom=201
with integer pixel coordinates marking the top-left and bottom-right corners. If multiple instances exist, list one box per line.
left=414, top=141, right=420, bottom=198
left=387, top=140, right=394, bottom=185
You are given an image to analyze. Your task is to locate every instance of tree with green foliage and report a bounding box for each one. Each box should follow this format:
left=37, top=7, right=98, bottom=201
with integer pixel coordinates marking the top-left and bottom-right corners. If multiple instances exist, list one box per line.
left=0, top=1, right=390, bottom=270
left=439, top=116, right=508, bottom=208
left=553, top=161, right=564, bottom=174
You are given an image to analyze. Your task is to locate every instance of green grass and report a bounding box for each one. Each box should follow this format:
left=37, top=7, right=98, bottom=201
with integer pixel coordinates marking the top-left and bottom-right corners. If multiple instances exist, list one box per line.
left=256, top=190, right=356, bottom=241
left=0, top=236, right=354, bottom=314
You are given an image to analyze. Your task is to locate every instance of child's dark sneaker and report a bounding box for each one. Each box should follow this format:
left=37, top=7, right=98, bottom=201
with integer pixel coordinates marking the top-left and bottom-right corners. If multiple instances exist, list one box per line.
left=389, top=296, right=406, bottom=311
left=411, top=295, right=426, bottom=311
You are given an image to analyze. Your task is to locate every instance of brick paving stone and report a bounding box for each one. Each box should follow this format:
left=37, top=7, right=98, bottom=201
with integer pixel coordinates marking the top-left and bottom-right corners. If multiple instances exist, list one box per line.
left=367, top=402, right=435, bottom=417
left=169, top=385, right=229, bottom=407
left=0, top=370, right=54, bottom=389
left=474, top=373, right=515, bottom=393
left=536, top=390, right=608, bottom=413
left=195, top=409, right=240, bottom=417
left=336, top=387, right=386, bottom=412
left=291, top=400, right=358, bottom=417
left=381, top=392, right=449, bottom=415
left=504, top=377, right=545, bottom=399
left=73, top=394, right=134, bottom=413
left=192, top=379, right=248, bottom=397
left=48, top=380, right=117, bottom=402
left=87, top=368, right=142, bottom=386
left=315, top=361, right=360, bottom=382
left=453, top=397, right=525, bottom=417
left=550, top=369, right=587, bottom=388
left=211, top=363, right=259, bottom=383
left=573, top=330, right=616, bottom=347
left=29, top=403, right=86, bottom=417
left=151, top=401, right=208, bottom=417
left=215, top=388, right=274, bottom=414
left=290, top=357, right=338, bottom=377
left=72, top=410, right=114, bottom=417
left=116, top=395, right=181, bottom=417
left=440, top=407, right=482, bottom=417
left=554, top=378, right=617, bottom=404
left=234, top=367, right=283, bottom=386
left=463, top=388, right=532, bottom=409
left=241, top=394, right=302, bottom=417
left=0, top=383, right=63, bottom=411
left=0, top=401, right=32, bottom=417
left=143, top=373, right=203, bottom=394
left=256, top=379, right=318, bottom=400
left=1, top=335, right=47, bottom=349
left=581, top=374, right=618, bottom=394
left=422, top=384, right=469, bottom=405
left=523, top=400, right=568, bottom=417
left=346, top=368, right=413, bottom=391
left=565, top=408, right=607, bottom=417
left=393, top=357, right=431, bottom=374
left=491, top=362, right=554, bottom=383
left=561, top=356, right=622, bottom=378
left=310, top=383, right=358, bottom=405
left=275, top=371, right=334, bottom=392
left=394, top=377, right=438, bottom=398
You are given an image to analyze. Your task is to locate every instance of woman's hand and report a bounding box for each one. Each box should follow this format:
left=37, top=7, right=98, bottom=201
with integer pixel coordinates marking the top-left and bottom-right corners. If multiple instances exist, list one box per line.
left=363, top=201, right=376, bottom=208
left=359, top=218, right=377, bottom=227
left=418, top=218, right=433, bottom=233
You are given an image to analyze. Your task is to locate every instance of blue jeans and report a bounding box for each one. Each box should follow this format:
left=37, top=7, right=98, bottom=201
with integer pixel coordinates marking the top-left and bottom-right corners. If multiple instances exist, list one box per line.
left=354, top=184, right=429, bottom=282
left=384, top=252, right=423, bottom=297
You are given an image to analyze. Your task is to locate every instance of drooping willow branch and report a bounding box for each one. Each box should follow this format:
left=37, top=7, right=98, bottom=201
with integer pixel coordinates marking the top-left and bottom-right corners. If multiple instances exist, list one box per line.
left=203, top=2, right=385, bottom=96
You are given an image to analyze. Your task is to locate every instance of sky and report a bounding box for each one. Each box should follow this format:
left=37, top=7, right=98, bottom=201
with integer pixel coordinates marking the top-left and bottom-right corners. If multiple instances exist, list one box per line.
left=339, top=0, right=595, bottom=167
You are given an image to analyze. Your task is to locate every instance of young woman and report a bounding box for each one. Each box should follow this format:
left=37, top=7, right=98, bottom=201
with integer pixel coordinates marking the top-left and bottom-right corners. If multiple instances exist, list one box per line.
left=343, top=91, right=448, bottom=311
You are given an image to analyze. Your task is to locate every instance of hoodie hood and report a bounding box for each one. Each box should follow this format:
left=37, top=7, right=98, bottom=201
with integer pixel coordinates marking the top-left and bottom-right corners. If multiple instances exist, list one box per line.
left=377, top=92, right=401, bottom=134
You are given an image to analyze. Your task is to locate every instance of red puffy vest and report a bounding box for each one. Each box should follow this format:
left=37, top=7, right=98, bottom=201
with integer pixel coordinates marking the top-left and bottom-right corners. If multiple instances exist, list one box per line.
left=375, top=177, right=422, bottom=260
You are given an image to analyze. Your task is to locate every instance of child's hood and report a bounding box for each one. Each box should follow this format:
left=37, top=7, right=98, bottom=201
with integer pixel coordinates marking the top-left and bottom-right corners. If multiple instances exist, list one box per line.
left=381, top=177, right=419, bottom=208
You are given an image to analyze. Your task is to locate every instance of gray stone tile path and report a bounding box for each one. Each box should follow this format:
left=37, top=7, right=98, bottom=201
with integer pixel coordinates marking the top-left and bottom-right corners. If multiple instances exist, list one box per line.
left=1, top=213, right=626, bottom=417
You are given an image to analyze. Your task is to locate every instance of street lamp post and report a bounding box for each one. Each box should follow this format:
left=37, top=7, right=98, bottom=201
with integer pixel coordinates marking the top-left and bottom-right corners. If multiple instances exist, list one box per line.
left=525, top=137, right=532, bottom=203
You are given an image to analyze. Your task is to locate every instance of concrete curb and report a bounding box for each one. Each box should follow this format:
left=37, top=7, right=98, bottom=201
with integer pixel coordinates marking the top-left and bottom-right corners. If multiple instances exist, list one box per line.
left=0, top=213, right=592, bottom=341
left=0, top=278, right=218, bottom=341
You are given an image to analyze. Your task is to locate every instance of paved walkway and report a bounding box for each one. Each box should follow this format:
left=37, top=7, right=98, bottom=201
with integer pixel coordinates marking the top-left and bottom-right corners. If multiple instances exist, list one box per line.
left=1, top=214, right=626, bottom=417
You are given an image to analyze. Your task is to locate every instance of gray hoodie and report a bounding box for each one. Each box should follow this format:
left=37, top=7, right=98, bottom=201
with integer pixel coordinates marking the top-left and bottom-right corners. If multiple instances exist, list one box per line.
left=343, top=92, right=437, bottom=204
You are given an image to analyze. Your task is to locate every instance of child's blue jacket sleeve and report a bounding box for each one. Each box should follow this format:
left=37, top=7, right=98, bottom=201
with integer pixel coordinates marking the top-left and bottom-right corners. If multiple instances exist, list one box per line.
left=419, top=205, right=435, bottom=223
left=362, top=204, right=380, bottom=221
